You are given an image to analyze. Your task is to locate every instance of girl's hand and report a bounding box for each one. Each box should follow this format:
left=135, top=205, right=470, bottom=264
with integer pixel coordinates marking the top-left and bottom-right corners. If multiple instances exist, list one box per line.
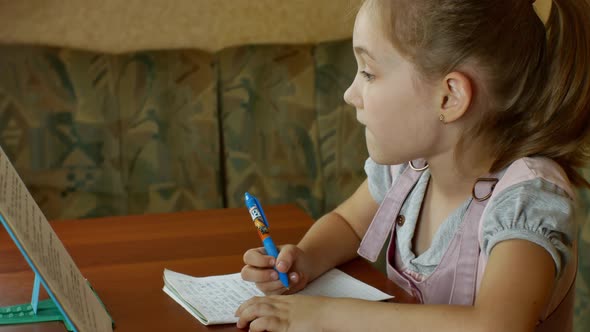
left=235, top=295, right=328, bottom=331
left=240, top=244, right=310, bottom=295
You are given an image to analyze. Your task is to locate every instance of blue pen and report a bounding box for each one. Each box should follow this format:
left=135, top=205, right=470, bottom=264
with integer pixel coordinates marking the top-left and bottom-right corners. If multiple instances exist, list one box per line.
left=244, top=192, right=290, bottom=289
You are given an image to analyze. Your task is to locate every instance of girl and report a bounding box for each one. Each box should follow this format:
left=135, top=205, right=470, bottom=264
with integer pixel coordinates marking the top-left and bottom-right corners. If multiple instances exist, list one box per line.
left=236, top=0, right=590, bottom=331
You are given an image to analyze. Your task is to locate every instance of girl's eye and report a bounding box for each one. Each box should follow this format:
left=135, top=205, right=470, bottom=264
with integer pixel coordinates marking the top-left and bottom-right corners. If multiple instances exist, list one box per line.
left=360, top=70, right=375, bottom=81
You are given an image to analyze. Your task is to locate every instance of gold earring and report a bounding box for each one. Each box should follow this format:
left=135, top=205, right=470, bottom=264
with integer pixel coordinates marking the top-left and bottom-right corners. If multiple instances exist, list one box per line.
left=439, top=114, right=446, bottom=123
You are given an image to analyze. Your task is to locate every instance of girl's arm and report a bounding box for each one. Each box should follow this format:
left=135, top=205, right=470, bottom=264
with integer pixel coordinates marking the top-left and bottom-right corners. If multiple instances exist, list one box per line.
left=296, top=179, right=380, bottom=281
left=237, top=238, right=556, bottom=332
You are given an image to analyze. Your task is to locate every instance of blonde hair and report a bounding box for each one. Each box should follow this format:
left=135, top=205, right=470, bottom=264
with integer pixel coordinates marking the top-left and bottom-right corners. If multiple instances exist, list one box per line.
left=363, top=0, right=590, bottom=187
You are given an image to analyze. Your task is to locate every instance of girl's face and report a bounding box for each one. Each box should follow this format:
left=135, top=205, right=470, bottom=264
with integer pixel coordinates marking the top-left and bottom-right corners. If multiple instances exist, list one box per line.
left=344, top=7, right=444, bottom=165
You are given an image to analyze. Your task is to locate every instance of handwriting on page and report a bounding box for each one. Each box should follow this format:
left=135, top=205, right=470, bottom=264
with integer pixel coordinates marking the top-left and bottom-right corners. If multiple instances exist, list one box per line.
left=0, top=149, right=113, bottom=331
left=164, top=268, right=393, bottom=325
left=166, top=271, right=263, bottom=323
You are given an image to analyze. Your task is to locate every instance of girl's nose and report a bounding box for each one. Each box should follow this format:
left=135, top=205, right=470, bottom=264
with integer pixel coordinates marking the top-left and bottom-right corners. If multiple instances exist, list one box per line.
left=343, top=81, right=363, bottom=109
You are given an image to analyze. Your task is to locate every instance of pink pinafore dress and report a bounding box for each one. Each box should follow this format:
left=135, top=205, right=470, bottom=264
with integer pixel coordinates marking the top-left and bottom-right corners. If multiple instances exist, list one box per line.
left=358, top=157, right=577, bottom=331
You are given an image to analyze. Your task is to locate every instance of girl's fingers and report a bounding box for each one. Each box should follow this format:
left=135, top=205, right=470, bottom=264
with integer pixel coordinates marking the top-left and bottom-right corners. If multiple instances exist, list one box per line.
left=243, top=247, right=276, bottom=268
left=240, top=265, right=279, bottom=283
left=248, top=316, right=283, bottom=332
left=256, top=280, right=287, bottom=295
left=275, top=246, right=297, bottom=273
left=235, top=297, right=277, bottom=328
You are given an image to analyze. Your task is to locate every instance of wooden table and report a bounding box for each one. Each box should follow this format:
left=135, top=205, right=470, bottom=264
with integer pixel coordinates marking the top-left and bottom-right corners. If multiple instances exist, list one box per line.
left=0, top=205, right=415, bottom=331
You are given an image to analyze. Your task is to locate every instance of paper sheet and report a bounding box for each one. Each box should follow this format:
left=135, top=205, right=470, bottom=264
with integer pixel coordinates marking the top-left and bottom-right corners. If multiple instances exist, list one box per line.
left=163, top=268, right=393, bottom=325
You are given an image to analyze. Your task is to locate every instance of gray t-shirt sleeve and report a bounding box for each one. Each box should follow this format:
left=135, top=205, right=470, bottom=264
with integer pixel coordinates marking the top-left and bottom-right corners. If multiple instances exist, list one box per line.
left=364, top=157, right=398, bottom=204
left=481, top=178, right=576, bottom=277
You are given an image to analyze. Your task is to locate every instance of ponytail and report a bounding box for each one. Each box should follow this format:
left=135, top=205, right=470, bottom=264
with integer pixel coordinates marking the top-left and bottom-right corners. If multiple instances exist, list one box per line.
left=485, top=0, right=590, bottom=188
left=531, top=0, right=590, bottom=187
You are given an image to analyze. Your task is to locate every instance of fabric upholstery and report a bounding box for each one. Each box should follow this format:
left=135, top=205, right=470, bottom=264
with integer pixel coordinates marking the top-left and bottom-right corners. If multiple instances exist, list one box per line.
left=0, top=46, right=222, bottom=219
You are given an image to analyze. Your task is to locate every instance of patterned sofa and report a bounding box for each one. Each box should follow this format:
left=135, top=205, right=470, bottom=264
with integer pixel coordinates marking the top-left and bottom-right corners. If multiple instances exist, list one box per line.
left=0, top=1, right=588, bottom=330
left=0, top=43, right=365, bottom=220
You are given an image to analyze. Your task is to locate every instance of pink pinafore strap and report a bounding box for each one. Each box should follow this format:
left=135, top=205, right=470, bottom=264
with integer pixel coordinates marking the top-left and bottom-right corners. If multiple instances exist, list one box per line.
left=358, top=162, right=423, bottom=262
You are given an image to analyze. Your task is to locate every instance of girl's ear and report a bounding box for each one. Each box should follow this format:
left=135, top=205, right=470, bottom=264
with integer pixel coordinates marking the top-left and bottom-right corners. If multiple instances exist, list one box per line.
left=439, top=71, right=472, bottom=123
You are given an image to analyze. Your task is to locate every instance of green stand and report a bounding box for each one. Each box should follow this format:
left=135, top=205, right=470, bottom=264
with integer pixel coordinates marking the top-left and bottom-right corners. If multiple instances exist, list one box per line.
left=0, top=273, right=74, bottom=330
left=0, top=299, right=75, bottom=331
left=0, top=273, right=113, bottom=330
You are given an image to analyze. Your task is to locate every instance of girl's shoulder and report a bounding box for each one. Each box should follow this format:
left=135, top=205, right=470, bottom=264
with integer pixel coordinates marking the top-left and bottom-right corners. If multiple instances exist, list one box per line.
left=483, top=157, right=577, bottom=242
left=492, top=157, right=575, bottom=202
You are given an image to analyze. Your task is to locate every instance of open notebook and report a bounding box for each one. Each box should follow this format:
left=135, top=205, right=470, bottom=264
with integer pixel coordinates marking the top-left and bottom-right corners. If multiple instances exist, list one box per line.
left=163, top=268, right=393, bottom=325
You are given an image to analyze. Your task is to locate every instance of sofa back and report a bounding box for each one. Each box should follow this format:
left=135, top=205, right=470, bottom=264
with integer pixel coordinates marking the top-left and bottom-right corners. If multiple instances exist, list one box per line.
left=0, top=42, right=366, bottom=220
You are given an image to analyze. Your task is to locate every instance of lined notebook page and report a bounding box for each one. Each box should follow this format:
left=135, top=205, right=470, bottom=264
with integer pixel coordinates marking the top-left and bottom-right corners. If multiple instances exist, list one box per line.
left=163, top=268, right=393, bottom=325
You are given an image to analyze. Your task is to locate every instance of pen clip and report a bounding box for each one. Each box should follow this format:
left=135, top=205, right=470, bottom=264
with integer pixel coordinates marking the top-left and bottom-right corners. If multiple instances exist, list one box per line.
left=252, top=195, right=270, bottom=228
